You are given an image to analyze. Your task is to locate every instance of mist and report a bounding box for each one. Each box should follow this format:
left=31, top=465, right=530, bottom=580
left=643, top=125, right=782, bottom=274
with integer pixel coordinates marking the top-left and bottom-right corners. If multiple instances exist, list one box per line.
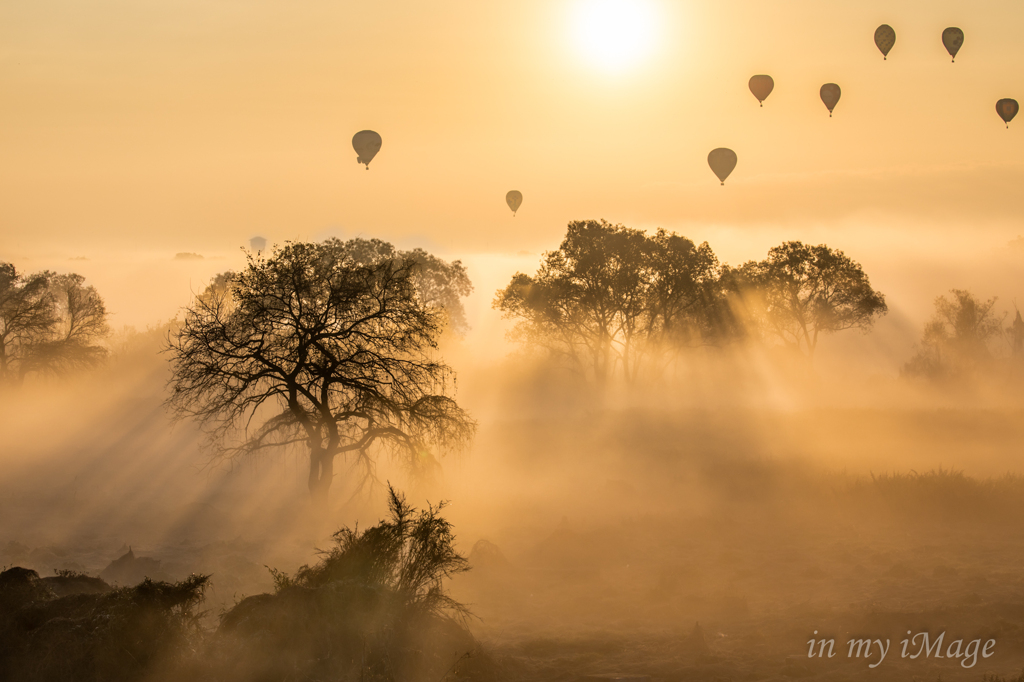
left=5, top=0, right=1024, bottom=676
left=3, top=218, right=1024, bottom=680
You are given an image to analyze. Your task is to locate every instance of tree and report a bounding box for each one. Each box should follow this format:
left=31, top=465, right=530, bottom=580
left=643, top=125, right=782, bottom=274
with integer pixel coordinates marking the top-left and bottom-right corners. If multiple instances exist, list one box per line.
left=903, top=289, right=1005, bottom=380
left=166, top=239, right=476, bottom=505
left=1011, top=309, right=1024, bottom=359
left=728, top=242, right=887, bottom=360
left=204, top=239, right=473, bottom=335
left=0, top=263, right=109, bottom=386
left=493, top=220, right=724, bottom=385
left=645, top=228, right=730, bottom=351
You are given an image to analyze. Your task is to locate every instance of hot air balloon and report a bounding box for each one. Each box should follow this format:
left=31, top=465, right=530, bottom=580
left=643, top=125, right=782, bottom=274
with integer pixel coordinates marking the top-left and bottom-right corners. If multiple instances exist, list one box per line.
left=506, top=190, right=523, bottom=216
left=352, top=130, right=382, bottom=169
left=942, top=27, right=964, bottom=62
left=820, top=83, right=841, bottom=117
left=874, top=24, right=896, bottom=59
left=997, top=99, right=1019, bottom=128
left=707, top=148, right=737, bottom=185
left=749, top=75, right=774, bottom=106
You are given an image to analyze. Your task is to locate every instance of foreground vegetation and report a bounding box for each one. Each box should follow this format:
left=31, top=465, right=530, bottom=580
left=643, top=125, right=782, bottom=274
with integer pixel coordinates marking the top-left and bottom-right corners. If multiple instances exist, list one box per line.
left=6, top=456, right=1024, bottom=681
left=0, top=488, right=492, bottom=682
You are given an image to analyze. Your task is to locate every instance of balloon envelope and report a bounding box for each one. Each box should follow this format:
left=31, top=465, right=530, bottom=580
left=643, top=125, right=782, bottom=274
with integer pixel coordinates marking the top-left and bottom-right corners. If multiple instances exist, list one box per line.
left=874, top=24, right=896, bottom=59
left=748, top=75, right=774, bottom=106
left=352, top=130, right=382, bottom=169
left=506, top=190, right=523, bottom=215
left=997, top=98, right=1019, bottom=126
left=820, top=83, right=841, bottom=116
left=942, top=27, right=964, bottom=61
left=707, top=148, right=737, bottom=185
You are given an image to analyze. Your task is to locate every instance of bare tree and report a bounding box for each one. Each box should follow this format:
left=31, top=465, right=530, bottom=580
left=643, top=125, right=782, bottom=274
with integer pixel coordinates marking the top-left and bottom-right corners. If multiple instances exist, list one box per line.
left=165, top=240, right=476, bottom=505
left=0, top=264, right=109, bottom=385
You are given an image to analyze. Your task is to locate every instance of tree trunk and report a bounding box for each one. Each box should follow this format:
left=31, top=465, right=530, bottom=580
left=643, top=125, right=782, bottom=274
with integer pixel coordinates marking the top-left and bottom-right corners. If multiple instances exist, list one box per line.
left=308, top=449, right=334, bottom=507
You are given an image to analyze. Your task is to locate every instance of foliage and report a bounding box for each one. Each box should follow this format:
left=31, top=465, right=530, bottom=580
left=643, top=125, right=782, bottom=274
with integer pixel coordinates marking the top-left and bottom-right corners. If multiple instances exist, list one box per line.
left=902, top=289, right=1006, bottom=381
left=496, top=225, right=886, bottom=382
left=166, top=239, right=476, bottom=504
left=214, top=486, right=478, bottom=682
left=726, top=241, right=888, bottom=359
left=0, top=567, right=209, bottom=682
left=494, top=220, right=725, bottom=384
left=202, top=237, right=473, bottom=335
left=1011, top=309, right=1024, bottom=358
left=287, top=484, right=471, bottom=621
left=0, top=263, right=109, bottom=386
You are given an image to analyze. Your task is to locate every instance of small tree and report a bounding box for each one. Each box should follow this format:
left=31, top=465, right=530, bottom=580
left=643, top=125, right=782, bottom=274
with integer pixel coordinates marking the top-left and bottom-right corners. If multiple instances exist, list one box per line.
left=729, top=242, right=887, bottom=360
left=1010, top=309, right=1024, bottom=359
left=903, top=289, right=1005, bottom=380
left=166, top=240, right=476, bottom=505
left=0, top=263, right=109, bottom=386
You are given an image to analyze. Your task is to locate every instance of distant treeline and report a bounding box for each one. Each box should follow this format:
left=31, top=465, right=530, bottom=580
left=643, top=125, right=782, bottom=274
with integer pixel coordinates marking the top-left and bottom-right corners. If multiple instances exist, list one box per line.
left=494, top=219, right=887, bottom=384
left=4, top=225, right=1022, bottom=393
left=495, top=219, right=1024, bottom=386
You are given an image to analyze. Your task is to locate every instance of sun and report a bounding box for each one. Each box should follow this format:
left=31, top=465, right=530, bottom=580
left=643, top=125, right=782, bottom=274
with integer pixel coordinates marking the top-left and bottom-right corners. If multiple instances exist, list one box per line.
left=570, top=0, right=660, bottom=74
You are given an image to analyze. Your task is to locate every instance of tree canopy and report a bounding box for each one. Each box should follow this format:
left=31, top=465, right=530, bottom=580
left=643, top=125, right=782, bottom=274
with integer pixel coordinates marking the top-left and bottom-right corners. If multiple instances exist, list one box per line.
left=0, top=263, right=109, bottom=386
left=494, top=220, right=723, bottom=384
left=204, top=238, right=473, bottom=336
left=495, top=223, right=888, bottom=384
left=166, top=239, right=475, bottom=504
left=726, top=241, right=888, bottom=360
left=903, top=289, right=1006, bottom=381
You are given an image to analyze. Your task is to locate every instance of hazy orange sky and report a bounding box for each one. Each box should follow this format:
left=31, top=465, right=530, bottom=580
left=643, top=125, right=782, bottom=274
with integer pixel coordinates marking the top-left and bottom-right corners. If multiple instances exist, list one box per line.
left=3, top=0, right=1024, bottom=340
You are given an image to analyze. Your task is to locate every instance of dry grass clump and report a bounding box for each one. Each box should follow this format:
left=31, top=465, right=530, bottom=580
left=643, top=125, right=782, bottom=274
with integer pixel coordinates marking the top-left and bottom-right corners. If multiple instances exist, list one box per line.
left=843, top=468, right=1024, bottom=523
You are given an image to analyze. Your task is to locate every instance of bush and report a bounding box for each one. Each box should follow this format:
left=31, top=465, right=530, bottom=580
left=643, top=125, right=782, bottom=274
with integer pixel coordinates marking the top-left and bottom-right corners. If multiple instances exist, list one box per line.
left=0, top=566, right=208, bottom=682
left=210, top=485, right=479, bottom=682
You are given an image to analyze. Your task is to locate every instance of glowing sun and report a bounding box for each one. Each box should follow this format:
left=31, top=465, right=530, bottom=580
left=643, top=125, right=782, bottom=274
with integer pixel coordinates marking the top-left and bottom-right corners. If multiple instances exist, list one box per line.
left=570, top=0, right=660, bottom=73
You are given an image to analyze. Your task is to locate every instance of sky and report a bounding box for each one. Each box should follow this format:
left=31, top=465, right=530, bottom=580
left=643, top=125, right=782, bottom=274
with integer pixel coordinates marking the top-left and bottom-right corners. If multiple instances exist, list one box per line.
left=2, top=0, right=1024, bottom=342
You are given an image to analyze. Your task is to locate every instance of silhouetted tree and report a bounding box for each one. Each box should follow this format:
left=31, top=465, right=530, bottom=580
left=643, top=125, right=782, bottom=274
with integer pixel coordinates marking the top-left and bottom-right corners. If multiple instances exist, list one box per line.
left=494, top=220, right=725, bottom=384
left=727, top=242, right=887, bottom=360
left=202, top=238, right=473, bottom=336
left=348, top=240, right=474, bottom=336
left=0, top=263, right=109, bottom=385
left=645, top=228, right=731, bottom=350
left=903, top=289, right=1005, bottom=380
left=166, top=240, right=476, bottom=505
left=1011, top=309, right=1024, bottom=359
